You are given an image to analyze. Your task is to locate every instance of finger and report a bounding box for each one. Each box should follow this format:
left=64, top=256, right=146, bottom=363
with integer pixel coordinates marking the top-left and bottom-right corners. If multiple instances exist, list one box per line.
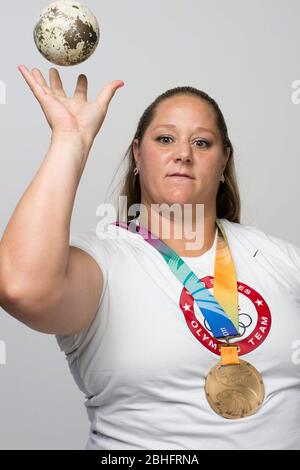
left=49, top=67, right=67, bottom=98
left=18, top=64, right=47, bottom=98
left=73, top=74, right=88, bottom=100
left=31, top=68, right=52, bottom=94
left=95, top=80, right=124, bottom=109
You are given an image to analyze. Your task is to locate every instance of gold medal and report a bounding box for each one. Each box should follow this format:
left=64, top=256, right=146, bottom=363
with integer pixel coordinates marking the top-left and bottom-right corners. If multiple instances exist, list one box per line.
left=204, top=344, right=265, bottom=419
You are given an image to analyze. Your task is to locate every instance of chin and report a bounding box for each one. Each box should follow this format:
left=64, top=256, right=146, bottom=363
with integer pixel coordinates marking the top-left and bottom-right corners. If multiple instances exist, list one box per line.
left=167, top=189, right=195, bottom=201
left=162, top=196, right=195, bottom=209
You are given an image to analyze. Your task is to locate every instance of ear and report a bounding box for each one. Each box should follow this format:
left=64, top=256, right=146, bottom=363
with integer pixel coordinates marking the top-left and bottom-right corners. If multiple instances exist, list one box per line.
left=133, top=139, right=140, bottom=166
left=223, top=146, right=230, bottom=171
left=226, top=146, right=230, bottom=161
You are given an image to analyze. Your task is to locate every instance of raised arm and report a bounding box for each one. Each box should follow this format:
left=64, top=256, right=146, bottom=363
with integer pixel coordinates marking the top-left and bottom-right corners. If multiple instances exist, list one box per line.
left=0, top=65, right=124, bottom=335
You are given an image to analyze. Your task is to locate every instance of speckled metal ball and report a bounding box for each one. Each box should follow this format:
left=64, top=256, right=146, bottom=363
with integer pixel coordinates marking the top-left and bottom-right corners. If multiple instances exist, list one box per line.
left=33, top=1, right=100, bottom=66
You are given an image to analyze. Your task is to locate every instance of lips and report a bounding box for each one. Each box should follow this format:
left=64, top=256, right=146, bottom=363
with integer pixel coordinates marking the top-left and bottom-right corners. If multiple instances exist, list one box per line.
left=168, top=173, right=194, bottom=179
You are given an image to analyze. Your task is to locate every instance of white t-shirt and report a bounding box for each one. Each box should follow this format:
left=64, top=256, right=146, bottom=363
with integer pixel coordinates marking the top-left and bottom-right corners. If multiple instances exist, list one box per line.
left=55, top=218, right=300, bottom=450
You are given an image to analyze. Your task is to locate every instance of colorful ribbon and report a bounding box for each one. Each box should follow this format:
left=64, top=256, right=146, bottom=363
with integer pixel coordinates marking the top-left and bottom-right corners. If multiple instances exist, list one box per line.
left=112, top=217, right=239, bottom=339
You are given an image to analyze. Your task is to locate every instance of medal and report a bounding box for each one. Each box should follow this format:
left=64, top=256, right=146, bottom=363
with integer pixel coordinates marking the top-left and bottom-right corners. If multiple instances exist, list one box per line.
left=205, top=343, right=265, bottom=419
left=113, top=215, right=265, bottom=419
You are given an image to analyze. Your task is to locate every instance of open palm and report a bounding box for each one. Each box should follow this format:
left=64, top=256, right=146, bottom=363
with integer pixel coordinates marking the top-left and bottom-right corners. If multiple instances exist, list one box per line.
left=18, top=65, right=124, bottom=145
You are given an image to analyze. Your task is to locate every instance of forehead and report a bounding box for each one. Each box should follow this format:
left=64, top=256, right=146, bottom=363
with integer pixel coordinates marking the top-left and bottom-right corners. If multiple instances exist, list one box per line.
left=151, top=95, right=216, bottom=126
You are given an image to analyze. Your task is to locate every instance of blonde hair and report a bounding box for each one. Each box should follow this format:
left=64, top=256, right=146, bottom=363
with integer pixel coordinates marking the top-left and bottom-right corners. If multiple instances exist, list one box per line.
left=108, top=86, right=241, bottom=223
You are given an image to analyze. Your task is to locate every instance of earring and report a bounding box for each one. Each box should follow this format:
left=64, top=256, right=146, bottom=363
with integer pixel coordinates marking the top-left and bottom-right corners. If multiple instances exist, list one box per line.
left=221, top=173, right=225, bottom=183
left=133, top=167, right=139, bottom=176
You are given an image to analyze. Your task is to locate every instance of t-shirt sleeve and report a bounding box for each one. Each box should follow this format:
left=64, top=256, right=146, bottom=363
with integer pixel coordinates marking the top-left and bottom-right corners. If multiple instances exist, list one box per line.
left=55, top=228, right=110, bottom=356
left=280, top=239, right=300, bottom=276
left=267, top=234, right=300, bottom=282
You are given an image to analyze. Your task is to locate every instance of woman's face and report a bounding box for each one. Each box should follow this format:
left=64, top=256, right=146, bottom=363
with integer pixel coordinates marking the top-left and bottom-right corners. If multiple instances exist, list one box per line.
left=133, top=95, right=230, bottom=212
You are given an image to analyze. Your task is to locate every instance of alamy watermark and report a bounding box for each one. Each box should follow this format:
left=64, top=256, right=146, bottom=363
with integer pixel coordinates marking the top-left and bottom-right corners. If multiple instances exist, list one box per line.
left=0, top=80, right=6, bottom=104
left=291, top=339, right=300, bottom=365
left=0, top=340, right=6, bottom=365
left=291, top=80, right=300, bottom=104
left=95, top=198, right=206, bottom=251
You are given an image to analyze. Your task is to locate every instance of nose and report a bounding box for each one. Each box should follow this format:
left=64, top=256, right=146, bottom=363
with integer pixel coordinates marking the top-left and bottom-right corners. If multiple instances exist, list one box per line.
left=174, top=142, right=193, bottom=163
left=167, top=137, right=194, bottom=166
left=175, top=153, right=192, bottom=163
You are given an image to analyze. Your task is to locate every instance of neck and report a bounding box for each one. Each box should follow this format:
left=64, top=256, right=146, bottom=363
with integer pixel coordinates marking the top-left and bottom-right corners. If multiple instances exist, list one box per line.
left=136, top=200, right=217, bottom=257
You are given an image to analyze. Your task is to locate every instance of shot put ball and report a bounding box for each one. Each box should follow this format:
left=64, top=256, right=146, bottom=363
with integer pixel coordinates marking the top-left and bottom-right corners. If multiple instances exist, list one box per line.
left=33, top=1, right=100, bottom=66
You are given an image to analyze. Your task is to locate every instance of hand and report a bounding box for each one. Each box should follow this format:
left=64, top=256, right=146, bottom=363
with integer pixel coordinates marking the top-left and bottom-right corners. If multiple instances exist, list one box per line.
left=18, top=65, right=124, bottom=151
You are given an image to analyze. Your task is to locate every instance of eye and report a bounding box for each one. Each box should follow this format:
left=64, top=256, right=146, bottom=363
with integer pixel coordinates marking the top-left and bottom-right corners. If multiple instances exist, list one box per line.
left=156, top=135, right=210, bottom=148
left=156, top=135, right=173, bottom=144
left=195, top=139, right=210, bottom=148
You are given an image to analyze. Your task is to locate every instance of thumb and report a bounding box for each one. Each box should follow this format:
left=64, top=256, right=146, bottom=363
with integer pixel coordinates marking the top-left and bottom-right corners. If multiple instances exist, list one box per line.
left=95, top=80, right=124, bottom=109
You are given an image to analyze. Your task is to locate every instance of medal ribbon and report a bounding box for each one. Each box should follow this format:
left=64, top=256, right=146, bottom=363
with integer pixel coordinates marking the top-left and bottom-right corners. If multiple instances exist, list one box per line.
left=112, top=217, right=239, bottom=339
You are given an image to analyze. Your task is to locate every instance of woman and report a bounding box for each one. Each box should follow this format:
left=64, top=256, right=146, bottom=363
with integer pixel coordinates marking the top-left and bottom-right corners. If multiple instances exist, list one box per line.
left=0, top=65, right=299, bottom=450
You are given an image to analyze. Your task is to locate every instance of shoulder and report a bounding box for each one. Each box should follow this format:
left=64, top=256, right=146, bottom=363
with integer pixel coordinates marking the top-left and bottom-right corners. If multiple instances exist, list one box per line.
left=220, top=218, right=300, bottom=276
left=69, top=220, right=143, bottom=264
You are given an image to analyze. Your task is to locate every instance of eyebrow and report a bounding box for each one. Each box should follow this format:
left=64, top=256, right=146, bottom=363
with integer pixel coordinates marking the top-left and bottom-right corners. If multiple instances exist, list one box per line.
left=152, top=124, right=217, bottom=137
